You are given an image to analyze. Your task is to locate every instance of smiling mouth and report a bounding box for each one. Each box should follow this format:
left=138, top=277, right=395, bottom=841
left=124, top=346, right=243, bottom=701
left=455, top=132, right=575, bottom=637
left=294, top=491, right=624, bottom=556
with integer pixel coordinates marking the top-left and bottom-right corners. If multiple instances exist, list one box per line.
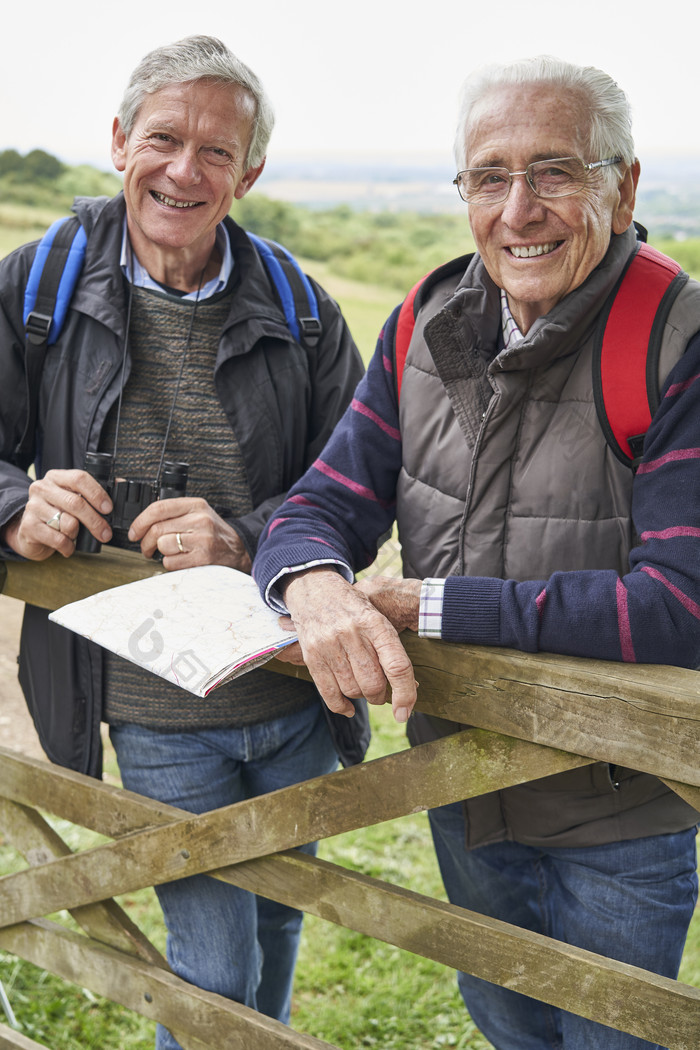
left=508, top=241, right=561, bottom=258
left=150, top=190, right=203, bottom=209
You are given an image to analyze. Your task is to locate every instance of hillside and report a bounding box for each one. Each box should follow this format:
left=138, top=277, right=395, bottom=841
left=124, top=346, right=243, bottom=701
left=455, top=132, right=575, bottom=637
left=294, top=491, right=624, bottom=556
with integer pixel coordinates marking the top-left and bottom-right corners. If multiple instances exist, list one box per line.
left=2, top=150, right=699, bottom=291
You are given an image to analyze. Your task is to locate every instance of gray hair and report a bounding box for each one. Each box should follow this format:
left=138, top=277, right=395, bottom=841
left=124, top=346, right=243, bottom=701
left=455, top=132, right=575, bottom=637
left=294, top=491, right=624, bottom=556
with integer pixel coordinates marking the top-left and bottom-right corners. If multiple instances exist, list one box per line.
left=117, top=35, right=275, bottom=168
left=454, top=55, right=635, bottom=184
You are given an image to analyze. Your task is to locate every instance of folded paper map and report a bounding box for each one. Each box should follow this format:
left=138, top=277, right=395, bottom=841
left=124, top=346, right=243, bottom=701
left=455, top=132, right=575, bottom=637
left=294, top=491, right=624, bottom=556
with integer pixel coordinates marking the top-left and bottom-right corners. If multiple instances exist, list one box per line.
left=49, top=565, right=296, bottom=697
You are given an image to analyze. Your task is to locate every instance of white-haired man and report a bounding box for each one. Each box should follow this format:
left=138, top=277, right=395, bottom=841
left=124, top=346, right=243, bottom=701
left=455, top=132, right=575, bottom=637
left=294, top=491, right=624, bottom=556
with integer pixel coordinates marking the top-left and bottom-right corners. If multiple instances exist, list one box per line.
left=254, top=57, right=700, bottom=1050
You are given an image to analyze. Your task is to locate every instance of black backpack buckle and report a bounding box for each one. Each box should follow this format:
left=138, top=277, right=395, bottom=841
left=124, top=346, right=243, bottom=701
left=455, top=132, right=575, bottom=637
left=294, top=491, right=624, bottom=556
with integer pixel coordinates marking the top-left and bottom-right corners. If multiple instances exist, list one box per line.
left=25, top=310, right=53, bottom=345
left=298, top=316, right=322, bottom=346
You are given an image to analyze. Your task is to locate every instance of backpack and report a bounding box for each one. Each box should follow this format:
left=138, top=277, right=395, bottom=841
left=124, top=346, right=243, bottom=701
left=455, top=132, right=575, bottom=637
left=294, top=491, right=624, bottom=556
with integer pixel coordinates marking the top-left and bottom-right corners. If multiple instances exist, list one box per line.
left=17, top=216, right=322, bottom=471
left=393, top=233, right=689, bottom=470
left=18, top=214, right=371, bottom=774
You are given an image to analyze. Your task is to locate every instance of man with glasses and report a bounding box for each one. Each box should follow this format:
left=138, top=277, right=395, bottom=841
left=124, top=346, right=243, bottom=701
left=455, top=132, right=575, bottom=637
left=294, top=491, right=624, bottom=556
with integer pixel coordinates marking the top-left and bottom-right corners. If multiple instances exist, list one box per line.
left=253, top=56, right=700, bottom=1049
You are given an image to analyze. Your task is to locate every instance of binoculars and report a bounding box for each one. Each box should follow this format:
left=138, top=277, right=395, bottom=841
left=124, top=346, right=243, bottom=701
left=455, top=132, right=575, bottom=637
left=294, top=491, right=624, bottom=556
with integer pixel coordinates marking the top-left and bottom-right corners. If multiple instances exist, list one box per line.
left=75, top=451, right=188, bottom=554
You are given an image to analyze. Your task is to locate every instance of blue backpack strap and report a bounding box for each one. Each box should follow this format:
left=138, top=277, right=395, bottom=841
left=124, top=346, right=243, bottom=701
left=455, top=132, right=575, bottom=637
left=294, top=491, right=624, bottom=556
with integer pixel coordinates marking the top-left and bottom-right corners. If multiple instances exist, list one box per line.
left=16, top=216, right=87, bottom=469
left=246, top=232, right=322, bottom=347
left=23, top=216, right=87, bottom=345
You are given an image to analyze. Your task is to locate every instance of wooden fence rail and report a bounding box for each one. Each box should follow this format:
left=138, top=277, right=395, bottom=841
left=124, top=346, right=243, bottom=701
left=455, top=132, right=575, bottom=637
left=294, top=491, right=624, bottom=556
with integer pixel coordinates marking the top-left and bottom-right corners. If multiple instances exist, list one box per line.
left=0, top=547, right=699, bottom=1049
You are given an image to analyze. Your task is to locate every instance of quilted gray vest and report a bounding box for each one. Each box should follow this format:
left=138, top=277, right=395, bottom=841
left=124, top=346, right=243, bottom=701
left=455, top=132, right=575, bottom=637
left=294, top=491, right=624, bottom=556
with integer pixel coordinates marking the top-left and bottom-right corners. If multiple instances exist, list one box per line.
left=397, top=226, right=700, bottom=847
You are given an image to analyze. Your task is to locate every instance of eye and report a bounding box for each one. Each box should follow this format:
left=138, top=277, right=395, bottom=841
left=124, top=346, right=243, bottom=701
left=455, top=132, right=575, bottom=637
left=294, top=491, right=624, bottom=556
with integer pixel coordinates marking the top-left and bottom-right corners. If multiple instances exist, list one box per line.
left=540, top=164, right=569, bottom=178
left=205, top=147, right=233, bottom=166
left=466, top=168, right=507, bottom=192
left=150, top=134, right=176, bottom=150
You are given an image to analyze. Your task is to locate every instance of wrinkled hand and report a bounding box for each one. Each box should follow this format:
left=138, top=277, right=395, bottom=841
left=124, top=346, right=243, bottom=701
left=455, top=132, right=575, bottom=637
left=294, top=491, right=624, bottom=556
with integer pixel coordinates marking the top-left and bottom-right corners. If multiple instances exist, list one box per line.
left=2, top=469, right=113, bottom=561
left=353, top=575, right=421, bottom=632
left=128, top=497, right=252, bottom=573
left=280, top=567, right=417, bottom=724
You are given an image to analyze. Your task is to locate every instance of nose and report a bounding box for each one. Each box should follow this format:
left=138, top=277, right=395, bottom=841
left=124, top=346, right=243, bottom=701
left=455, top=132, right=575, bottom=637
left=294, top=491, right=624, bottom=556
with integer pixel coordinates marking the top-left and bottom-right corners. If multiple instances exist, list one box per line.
left=166, top=146, right=201, bottom=186
left=500, top=171, right=546, bottom=228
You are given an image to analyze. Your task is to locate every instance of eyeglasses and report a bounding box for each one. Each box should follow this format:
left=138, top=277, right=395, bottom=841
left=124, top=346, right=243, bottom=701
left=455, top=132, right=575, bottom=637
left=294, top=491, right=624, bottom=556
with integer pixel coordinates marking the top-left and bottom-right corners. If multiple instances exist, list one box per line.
left=453, top=156, right=623, bottom=205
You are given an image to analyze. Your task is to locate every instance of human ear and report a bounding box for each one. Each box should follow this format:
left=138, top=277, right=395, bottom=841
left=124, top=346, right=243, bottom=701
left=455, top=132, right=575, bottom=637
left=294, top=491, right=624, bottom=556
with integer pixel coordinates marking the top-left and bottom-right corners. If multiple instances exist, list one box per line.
left=111, top=117, right=128, bottom=173
left=612, top=159, right=640, bottom=235
left=234, top=158, right=266, bottom=200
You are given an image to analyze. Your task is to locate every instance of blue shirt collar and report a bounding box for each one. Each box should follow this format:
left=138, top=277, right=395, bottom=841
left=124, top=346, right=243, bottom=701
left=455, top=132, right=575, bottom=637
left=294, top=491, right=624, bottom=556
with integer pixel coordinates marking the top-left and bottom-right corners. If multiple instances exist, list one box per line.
left=120, top=220, right=233, bottom=300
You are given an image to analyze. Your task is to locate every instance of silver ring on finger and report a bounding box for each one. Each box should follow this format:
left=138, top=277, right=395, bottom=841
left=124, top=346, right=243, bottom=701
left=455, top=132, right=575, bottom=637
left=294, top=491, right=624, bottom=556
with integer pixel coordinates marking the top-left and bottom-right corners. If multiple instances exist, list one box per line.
left=176, top=532, right=185, bottom=554
left=46, top=511, right=62, bottom=532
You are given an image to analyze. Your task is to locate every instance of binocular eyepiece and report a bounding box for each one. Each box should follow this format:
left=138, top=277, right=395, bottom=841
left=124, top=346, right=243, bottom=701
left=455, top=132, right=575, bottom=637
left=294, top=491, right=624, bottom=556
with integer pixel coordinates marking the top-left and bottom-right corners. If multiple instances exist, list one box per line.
left=75, top=452, right=188, bottom=554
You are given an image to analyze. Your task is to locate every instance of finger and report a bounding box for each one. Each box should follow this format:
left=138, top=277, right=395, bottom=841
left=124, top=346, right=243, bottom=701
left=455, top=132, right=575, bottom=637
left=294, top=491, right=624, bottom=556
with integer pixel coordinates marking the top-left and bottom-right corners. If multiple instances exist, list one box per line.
left=154, top=530, right=190, bottom=564
left=299, top=645, right=360, bottom=718
left=129, top=497, right=202, bottom=540
left=274, top=641, right=306, bottom=665
left=373, top=635, right=417, bottom=723
left=40, top=468, right=113, bottom=516
left=28, top=479, right=111, bottom=545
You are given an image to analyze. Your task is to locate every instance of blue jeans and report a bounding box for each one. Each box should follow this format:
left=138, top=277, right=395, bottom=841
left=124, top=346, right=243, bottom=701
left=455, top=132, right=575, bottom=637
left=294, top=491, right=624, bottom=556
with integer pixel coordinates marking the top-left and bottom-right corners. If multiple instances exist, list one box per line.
left=429, top=801, right=698, bottom=1050
left=110, top=702, right=338, bottom=1049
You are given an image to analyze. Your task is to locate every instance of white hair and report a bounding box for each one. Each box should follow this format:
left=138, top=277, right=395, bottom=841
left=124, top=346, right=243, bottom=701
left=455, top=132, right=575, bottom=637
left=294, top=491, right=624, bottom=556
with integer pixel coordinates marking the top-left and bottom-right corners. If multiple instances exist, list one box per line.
left=454, top=55, right=635, bottom=184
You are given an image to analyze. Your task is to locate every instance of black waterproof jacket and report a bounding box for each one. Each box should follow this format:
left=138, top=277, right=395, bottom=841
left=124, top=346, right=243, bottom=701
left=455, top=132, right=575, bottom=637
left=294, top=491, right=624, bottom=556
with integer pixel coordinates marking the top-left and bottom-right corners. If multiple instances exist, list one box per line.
left=0, top=194, right=366, bottom=776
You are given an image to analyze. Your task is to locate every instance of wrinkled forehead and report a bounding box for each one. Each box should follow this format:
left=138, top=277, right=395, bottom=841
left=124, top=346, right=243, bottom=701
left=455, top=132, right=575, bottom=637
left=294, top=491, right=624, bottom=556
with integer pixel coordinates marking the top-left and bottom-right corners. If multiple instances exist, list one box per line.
left=133, top=77, right=257, bottom=131
left=464, top=83, right=592, bottom=167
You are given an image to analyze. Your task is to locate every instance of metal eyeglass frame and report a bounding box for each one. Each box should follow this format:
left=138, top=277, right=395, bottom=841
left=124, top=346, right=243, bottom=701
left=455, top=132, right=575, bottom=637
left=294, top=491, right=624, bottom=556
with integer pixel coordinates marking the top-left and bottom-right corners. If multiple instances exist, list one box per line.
left=453, top=156, right=623, bottom=205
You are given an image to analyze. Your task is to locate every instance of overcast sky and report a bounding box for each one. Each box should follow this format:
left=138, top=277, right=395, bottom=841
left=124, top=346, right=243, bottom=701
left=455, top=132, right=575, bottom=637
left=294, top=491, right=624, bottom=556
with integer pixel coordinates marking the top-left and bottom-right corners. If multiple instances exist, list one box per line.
left=3, top=0, right=698, bottom=180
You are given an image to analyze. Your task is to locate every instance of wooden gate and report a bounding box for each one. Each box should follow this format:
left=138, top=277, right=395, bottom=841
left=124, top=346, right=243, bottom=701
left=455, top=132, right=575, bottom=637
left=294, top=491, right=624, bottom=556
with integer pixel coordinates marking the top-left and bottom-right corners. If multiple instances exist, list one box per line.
left=0, top=547, right=698, bottom=1049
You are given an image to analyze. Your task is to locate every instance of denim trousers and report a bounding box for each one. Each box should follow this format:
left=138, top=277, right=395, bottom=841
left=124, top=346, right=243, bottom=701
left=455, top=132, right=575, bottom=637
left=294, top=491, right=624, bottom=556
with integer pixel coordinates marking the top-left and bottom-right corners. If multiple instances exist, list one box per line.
left=110, top=701, right=338, bottom=1050
left=428, top=800, right=698, bottom=1050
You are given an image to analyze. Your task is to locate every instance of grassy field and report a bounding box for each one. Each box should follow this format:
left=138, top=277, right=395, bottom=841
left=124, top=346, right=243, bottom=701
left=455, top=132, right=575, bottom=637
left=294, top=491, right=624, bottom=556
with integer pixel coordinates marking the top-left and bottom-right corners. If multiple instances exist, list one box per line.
left=0, top=203, right=698, bottom=1048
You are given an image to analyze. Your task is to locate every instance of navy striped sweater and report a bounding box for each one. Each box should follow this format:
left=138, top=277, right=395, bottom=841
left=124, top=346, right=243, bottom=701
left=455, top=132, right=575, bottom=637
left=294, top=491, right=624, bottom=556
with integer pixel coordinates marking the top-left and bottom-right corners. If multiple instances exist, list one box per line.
left=254, top=303, right=700, bottom=669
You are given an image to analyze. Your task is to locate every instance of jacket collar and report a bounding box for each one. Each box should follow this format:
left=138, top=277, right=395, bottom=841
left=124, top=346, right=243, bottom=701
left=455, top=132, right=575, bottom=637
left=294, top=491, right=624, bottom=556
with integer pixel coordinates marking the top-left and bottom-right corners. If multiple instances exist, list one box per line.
left=68, top=193, right=300, bottom=352
left=431, top=225, right=639, bottom=374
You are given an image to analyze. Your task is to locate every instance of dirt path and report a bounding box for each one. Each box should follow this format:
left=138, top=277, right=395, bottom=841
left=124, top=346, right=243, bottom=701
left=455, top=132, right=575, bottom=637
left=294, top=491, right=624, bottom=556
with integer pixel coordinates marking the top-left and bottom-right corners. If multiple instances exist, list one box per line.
left=0, top=595, right=47, bottom=761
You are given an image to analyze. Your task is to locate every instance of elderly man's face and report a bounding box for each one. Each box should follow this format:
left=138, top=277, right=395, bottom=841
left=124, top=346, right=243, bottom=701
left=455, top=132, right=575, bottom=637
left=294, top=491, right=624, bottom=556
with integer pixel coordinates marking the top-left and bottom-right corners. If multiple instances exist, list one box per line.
left=111, top=79, right=263, bottom=272
left=464, top=84, right=637, bottom=334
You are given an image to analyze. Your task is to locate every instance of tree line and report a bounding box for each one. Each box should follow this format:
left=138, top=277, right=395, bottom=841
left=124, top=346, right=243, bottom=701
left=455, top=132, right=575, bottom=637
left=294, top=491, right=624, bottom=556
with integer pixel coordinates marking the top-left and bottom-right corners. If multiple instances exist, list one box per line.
left=1, top=150, right=698, bottom=287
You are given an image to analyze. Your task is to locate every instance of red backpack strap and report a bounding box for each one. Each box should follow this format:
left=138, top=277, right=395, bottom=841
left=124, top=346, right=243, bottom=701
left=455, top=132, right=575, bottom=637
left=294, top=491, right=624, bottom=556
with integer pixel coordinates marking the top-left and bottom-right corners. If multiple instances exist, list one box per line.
left=394, top=254, right=475, bottom=401
left=395, top=272, right=432, bottom=401
left=592, top=242, right=688, bottom=469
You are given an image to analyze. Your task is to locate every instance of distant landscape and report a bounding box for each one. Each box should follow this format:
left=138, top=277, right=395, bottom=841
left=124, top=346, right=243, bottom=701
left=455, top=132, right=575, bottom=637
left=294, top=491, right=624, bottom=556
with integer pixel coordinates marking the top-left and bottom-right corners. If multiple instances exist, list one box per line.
left=2, top=148, right=700, bottom=299
left=261, top=151, right=700, bottom=240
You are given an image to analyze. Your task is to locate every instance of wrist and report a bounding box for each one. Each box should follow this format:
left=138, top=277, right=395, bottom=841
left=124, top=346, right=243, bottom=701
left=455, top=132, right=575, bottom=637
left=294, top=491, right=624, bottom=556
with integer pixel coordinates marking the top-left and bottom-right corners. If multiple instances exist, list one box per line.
left=282, top=565, right=343, bottom=602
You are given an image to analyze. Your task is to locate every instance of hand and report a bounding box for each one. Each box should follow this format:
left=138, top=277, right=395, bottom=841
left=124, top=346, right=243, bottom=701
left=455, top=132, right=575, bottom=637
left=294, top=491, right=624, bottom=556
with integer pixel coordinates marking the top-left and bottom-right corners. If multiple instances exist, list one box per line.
left=128, top=497, right=252, bottom=573
left=282, top=567, right=417, bottom=724
left=2, top=469, right=113, bottom=561
left=274, top=615, right=305, bottom=665
left=353, top=575, right=421, bottom=632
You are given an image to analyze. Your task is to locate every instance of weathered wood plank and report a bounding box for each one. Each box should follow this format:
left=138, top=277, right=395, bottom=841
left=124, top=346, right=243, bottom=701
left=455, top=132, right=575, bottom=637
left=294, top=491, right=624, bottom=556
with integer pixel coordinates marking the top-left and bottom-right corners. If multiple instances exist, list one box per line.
left=0, top=547, right=164, bottom=610
left=3, top=549, right=699, bottom=786
left=271, top=647, right=700, bottom=786
left=0, top=798, right=168, bottom=968
left=0, top=1022, right=50, bottom=1050
left=0, top=748, right=180, bottom=838
left=2, top=750, right=697, bottom=1045
left=397, top=636, right=700, bottom=786
left=229, top=852, right=700, bottom=1050
left=0, top=919, right=339, bottom=1050
left=0, top=733, right=591, bottom=928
